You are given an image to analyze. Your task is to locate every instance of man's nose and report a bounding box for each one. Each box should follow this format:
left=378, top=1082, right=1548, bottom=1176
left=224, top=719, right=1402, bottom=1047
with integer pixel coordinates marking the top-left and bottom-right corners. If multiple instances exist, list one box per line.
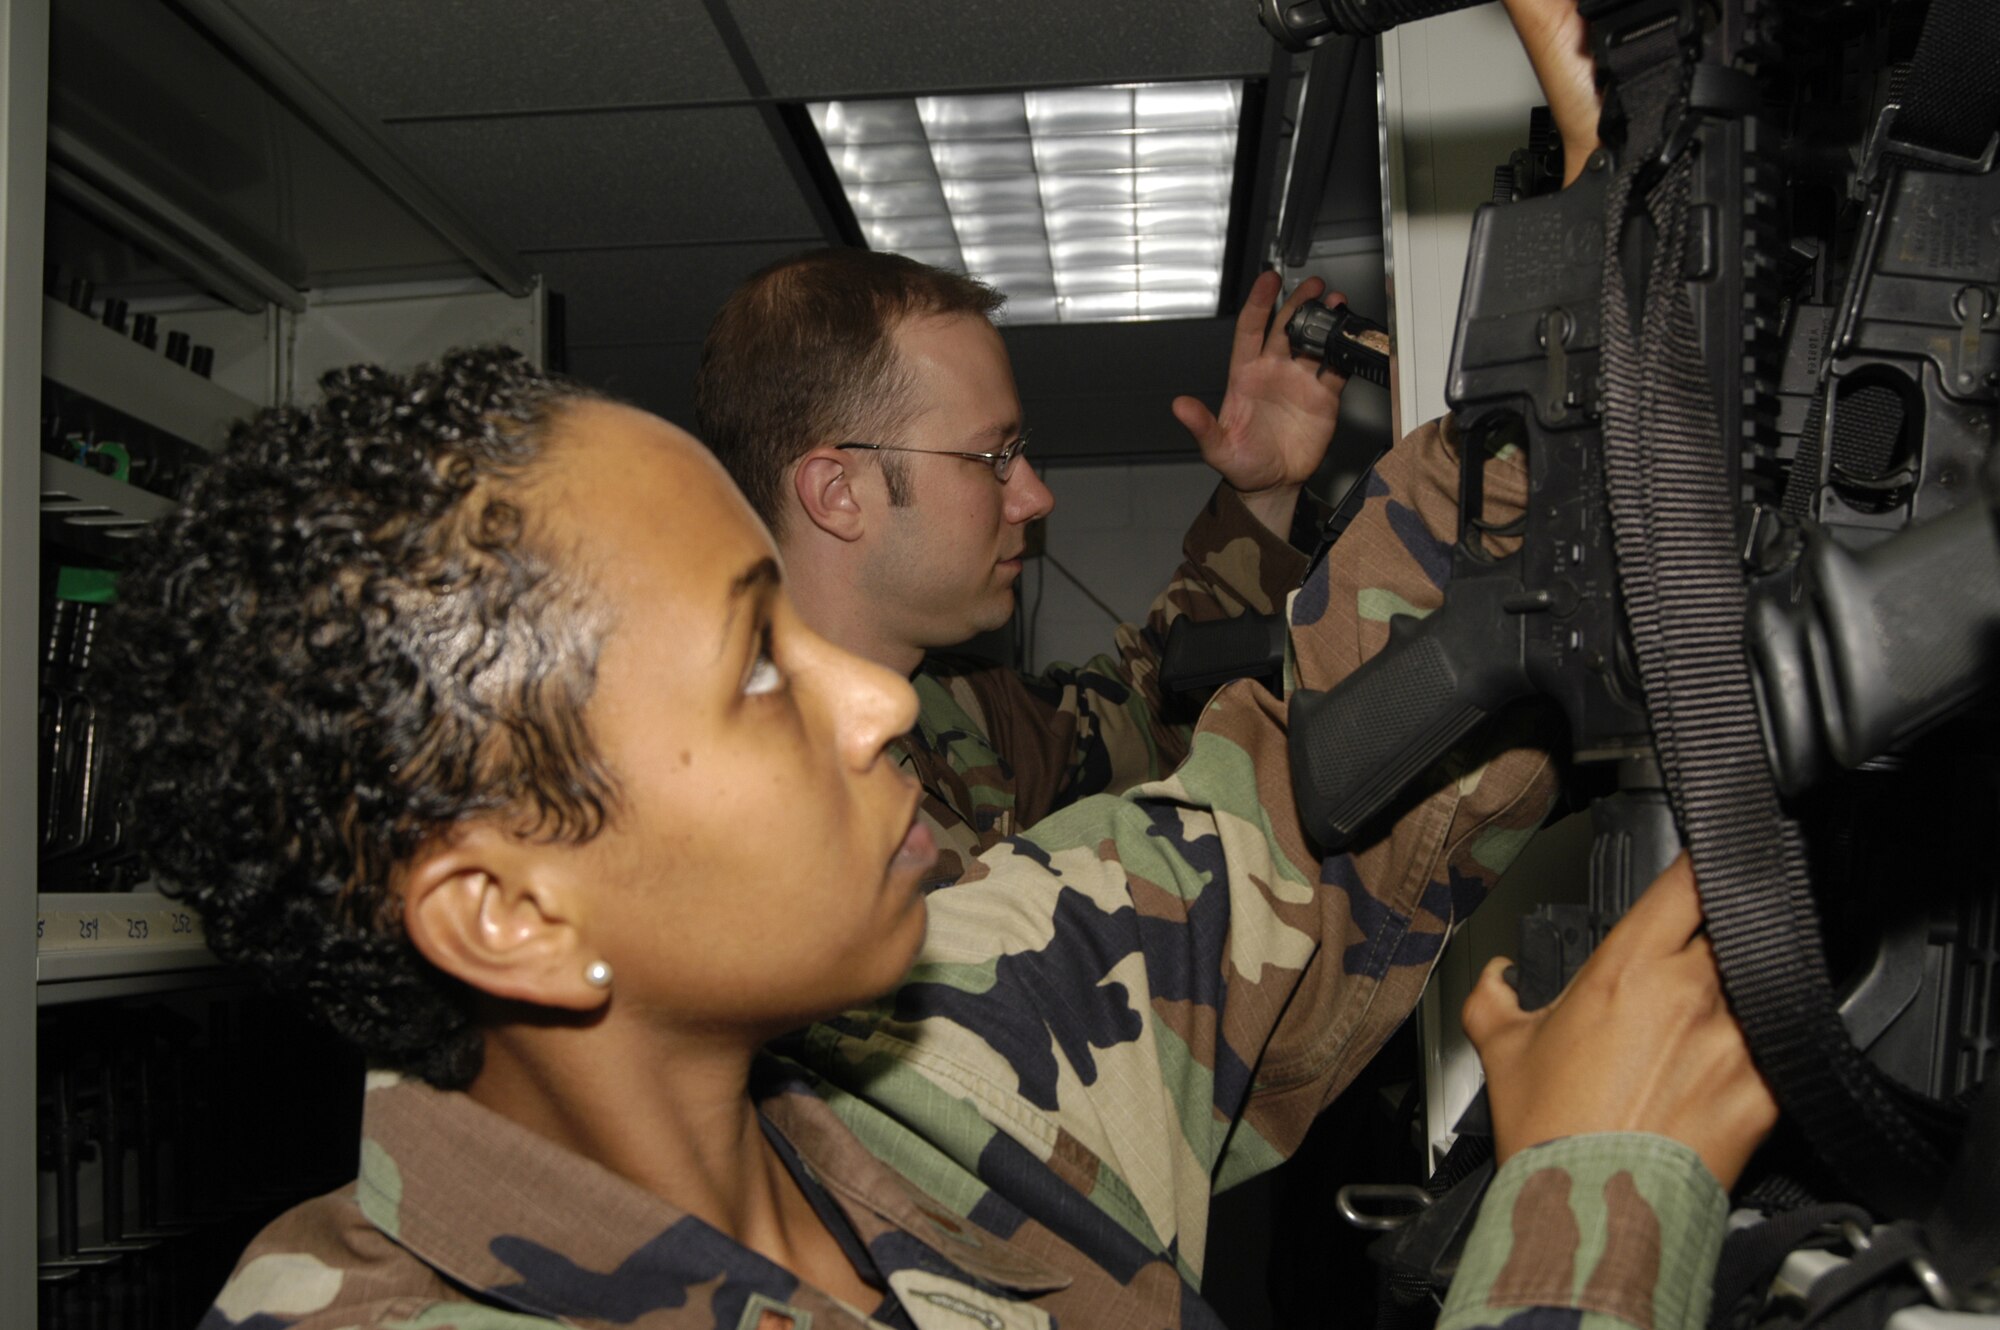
left=1004, top=458, right=1055, bottom=524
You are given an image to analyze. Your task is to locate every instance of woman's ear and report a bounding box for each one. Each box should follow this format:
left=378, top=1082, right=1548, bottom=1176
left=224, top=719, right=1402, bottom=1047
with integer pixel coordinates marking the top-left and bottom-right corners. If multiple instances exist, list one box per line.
left=794, top=448, right=867, bottom=542
left=396, top=822, right=611, bottom=1012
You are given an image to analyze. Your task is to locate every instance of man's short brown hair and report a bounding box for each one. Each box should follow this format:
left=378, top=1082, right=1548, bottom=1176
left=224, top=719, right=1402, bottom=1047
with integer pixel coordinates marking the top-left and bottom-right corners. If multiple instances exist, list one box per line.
left=694, top=248, right=1004, bottom=537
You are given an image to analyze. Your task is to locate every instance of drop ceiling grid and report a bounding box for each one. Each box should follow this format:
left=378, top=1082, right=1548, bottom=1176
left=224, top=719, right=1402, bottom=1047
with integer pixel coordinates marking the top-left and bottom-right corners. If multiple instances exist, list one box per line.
left=215, top=0, right=1293, bottom=459
left=383, top=107, right=823, bottom=252
left=229, top=0, right=1283, bottom=264
left=735, top=0, right=1275, bottom=98
left=223, top=0, right=752, bottom=119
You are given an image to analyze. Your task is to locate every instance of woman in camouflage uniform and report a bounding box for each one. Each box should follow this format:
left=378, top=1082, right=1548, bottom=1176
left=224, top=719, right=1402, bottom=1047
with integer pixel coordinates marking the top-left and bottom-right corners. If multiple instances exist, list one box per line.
left=110, top=345, right=1773, bottom=1330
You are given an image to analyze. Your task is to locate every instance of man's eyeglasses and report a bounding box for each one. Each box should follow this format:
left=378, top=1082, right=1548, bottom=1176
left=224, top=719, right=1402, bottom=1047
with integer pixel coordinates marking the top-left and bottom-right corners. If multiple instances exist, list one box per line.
left=835, top=433, right=1031, bottom=483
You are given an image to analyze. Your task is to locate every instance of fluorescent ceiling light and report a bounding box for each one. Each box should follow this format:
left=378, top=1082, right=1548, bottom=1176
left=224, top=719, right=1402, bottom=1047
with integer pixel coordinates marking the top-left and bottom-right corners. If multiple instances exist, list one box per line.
left=808, top=82, right=1244, bottom=325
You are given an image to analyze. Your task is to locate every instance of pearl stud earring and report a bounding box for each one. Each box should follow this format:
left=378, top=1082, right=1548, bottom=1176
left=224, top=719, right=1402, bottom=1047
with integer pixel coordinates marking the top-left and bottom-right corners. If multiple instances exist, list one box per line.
left=584, top=960, right=613, bottom=989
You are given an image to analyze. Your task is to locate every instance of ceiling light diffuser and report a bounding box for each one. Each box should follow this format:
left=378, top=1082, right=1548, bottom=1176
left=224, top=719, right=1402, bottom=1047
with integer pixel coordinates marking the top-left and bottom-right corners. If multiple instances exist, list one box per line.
left=808, top=82, right=1244, bottom=324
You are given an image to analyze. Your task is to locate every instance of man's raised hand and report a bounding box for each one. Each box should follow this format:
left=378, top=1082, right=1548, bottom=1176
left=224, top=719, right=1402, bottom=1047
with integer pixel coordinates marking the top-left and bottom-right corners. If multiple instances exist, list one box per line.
left=1172, top=270, right=1348, bottom=537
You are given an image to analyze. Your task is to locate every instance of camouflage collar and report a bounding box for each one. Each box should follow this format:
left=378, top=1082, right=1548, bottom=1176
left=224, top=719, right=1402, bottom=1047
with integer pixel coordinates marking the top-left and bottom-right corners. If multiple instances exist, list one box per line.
left=757, top=1061, right=1069, bottom=1297
left=353, top=1065, right=1065, bottom=1330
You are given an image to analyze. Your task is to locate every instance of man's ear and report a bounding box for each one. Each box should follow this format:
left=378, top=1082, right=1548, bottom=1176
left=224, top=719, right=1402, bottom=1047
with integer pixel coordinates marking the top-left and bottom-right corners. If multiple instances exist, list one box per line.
left=793, top=447, right=868, bottom=542
left=396, top=822, right=608, bottom=1012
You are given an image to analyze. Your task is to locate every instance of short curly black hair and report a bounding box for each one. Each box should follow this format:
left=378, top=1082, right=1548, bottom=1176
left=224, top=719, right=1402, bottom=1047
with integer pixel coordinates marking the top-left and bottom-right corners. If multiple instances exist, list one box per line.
left=106, top=347, right=618, bottom=1088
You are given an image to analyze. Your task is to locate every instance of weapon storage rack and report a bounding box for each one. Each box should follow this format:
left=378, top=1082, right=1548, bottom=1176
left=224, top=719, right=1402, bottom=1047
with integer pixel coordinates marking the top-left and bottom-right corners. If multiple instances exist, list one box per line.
left=1, top=0, right=545, bottom=1321
left=34, top=296, right=253, bottom=1010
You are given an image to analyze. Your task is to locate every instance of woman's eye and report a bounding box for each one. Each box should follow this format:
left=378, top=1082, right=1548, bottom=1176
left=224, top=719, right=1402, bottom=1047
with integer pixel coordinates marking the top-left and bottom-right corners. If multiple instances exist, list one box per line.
left=744, top=630, right=784, bottom=697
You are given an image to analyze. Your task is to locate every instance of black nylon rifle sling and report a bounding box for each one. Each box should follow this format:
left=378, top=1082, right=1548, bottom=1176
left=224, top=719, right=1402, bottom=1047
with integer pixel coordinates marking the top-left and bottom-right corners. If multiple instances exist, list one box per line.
left=1586, top=0, right=1989, bottom=1219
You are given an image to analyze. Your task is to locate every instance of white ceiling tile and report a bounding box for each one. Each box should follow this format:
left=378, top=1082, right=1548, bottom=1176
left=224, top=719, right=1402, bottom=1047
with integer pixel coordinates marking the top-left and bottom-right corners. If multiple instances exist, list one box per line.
left=226, top=0, right=746, bottom=118
left=389, top=107, right=821, bottom=250
left=739, top=0, right=1273, bottom=98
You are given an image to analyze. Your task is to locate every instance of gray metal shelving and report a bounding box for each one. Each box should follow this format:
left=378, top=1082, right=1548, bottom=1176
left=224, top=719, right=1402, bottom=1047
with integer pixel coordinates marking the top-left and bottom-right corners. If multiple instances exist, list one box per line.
left=37, top=891, right=223, bottom=1005
left=13, top=0, right=545, bottom=1315
left=3, top=0, right=50, bottom=1317
left=36, top=452, right=213, bottom=1004
left=42, top=452, right=174, bottom=548
left=42, top=296, right=259, bottom=450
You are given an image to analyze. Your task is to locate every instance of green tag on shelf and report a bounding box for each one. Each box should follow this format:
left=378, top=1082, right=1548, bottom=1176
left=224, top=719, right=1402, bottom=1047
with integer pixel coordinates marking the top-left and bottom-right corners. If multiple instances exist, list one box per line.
left=56, top=567, right=118, bottom=603
left=93, top=440, right=132, bottom=482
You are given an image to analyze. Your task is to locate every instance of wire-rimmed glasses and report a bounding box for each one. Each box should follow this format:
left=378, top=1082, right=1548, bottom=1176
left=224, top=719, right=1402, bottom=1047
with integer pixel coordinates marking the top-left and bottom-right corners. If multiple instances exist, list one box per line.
left=835, top=432, right=1031, bottom=482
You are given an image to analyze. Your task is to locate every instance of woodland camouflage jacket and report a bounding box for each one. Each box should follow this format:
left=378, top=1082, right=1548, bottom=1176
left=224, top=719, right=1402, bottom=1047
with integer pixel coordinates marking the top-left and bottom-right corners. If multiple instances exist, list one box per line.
left=899, top=482, right=1308, bottom=890
left=197, top=421, right=1729, bottom=1330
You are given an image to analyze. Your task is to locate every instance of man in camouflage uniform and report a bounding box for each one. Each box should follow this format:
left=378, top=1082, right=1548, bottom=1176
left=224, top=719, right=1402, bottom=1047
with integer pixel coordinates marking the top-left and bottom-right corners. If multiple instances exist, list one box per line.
left=696, top=252, right=1345, bottom=885
left=159, top=360, right=1768, bottom=1330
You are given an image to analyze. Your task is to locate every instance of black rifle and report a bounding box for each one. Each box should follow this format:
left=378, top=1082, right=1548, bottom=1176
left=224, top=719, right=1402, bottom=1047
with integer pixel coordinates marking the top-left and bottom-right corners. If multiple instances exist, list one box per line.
left=1270, top=0, right=2000, bottom=1239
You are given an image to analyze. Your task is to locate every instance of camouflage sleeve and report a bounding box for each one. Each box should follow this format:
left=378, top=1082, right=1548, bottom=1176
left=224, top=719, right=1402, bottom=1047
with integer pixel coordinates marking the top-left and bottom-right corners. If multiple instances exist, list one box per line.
left=1217, top=414, right=1556, bottom=1187
left=798, top=418, right=1557, bottom=1285
left=203, top=1297, right=558, bottom=1329
left=1438, top=1135, right=1729, bottom=1330
left=948, top=483, right=1309, bottom=828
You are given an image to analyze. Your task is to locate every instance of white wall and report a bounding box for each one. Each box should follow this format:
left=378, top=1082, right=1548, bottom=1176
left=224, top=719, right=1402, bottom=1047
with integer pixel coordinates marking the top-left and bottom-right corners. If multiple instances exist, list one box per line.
left=1380, top=6, right=1544, bottom=436
left=1021, top=459, right=1219, bottom=671
left=1378, top=9, right=1576, bottom=1168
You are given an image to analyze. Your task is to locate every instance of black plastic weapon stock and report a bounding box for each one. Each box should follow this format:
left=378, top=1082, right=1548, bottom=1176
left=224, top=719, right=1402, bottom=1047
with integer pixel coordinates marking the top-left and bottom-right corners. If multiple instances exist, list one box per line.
left=1288, top=157, right=1652, bottom=854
